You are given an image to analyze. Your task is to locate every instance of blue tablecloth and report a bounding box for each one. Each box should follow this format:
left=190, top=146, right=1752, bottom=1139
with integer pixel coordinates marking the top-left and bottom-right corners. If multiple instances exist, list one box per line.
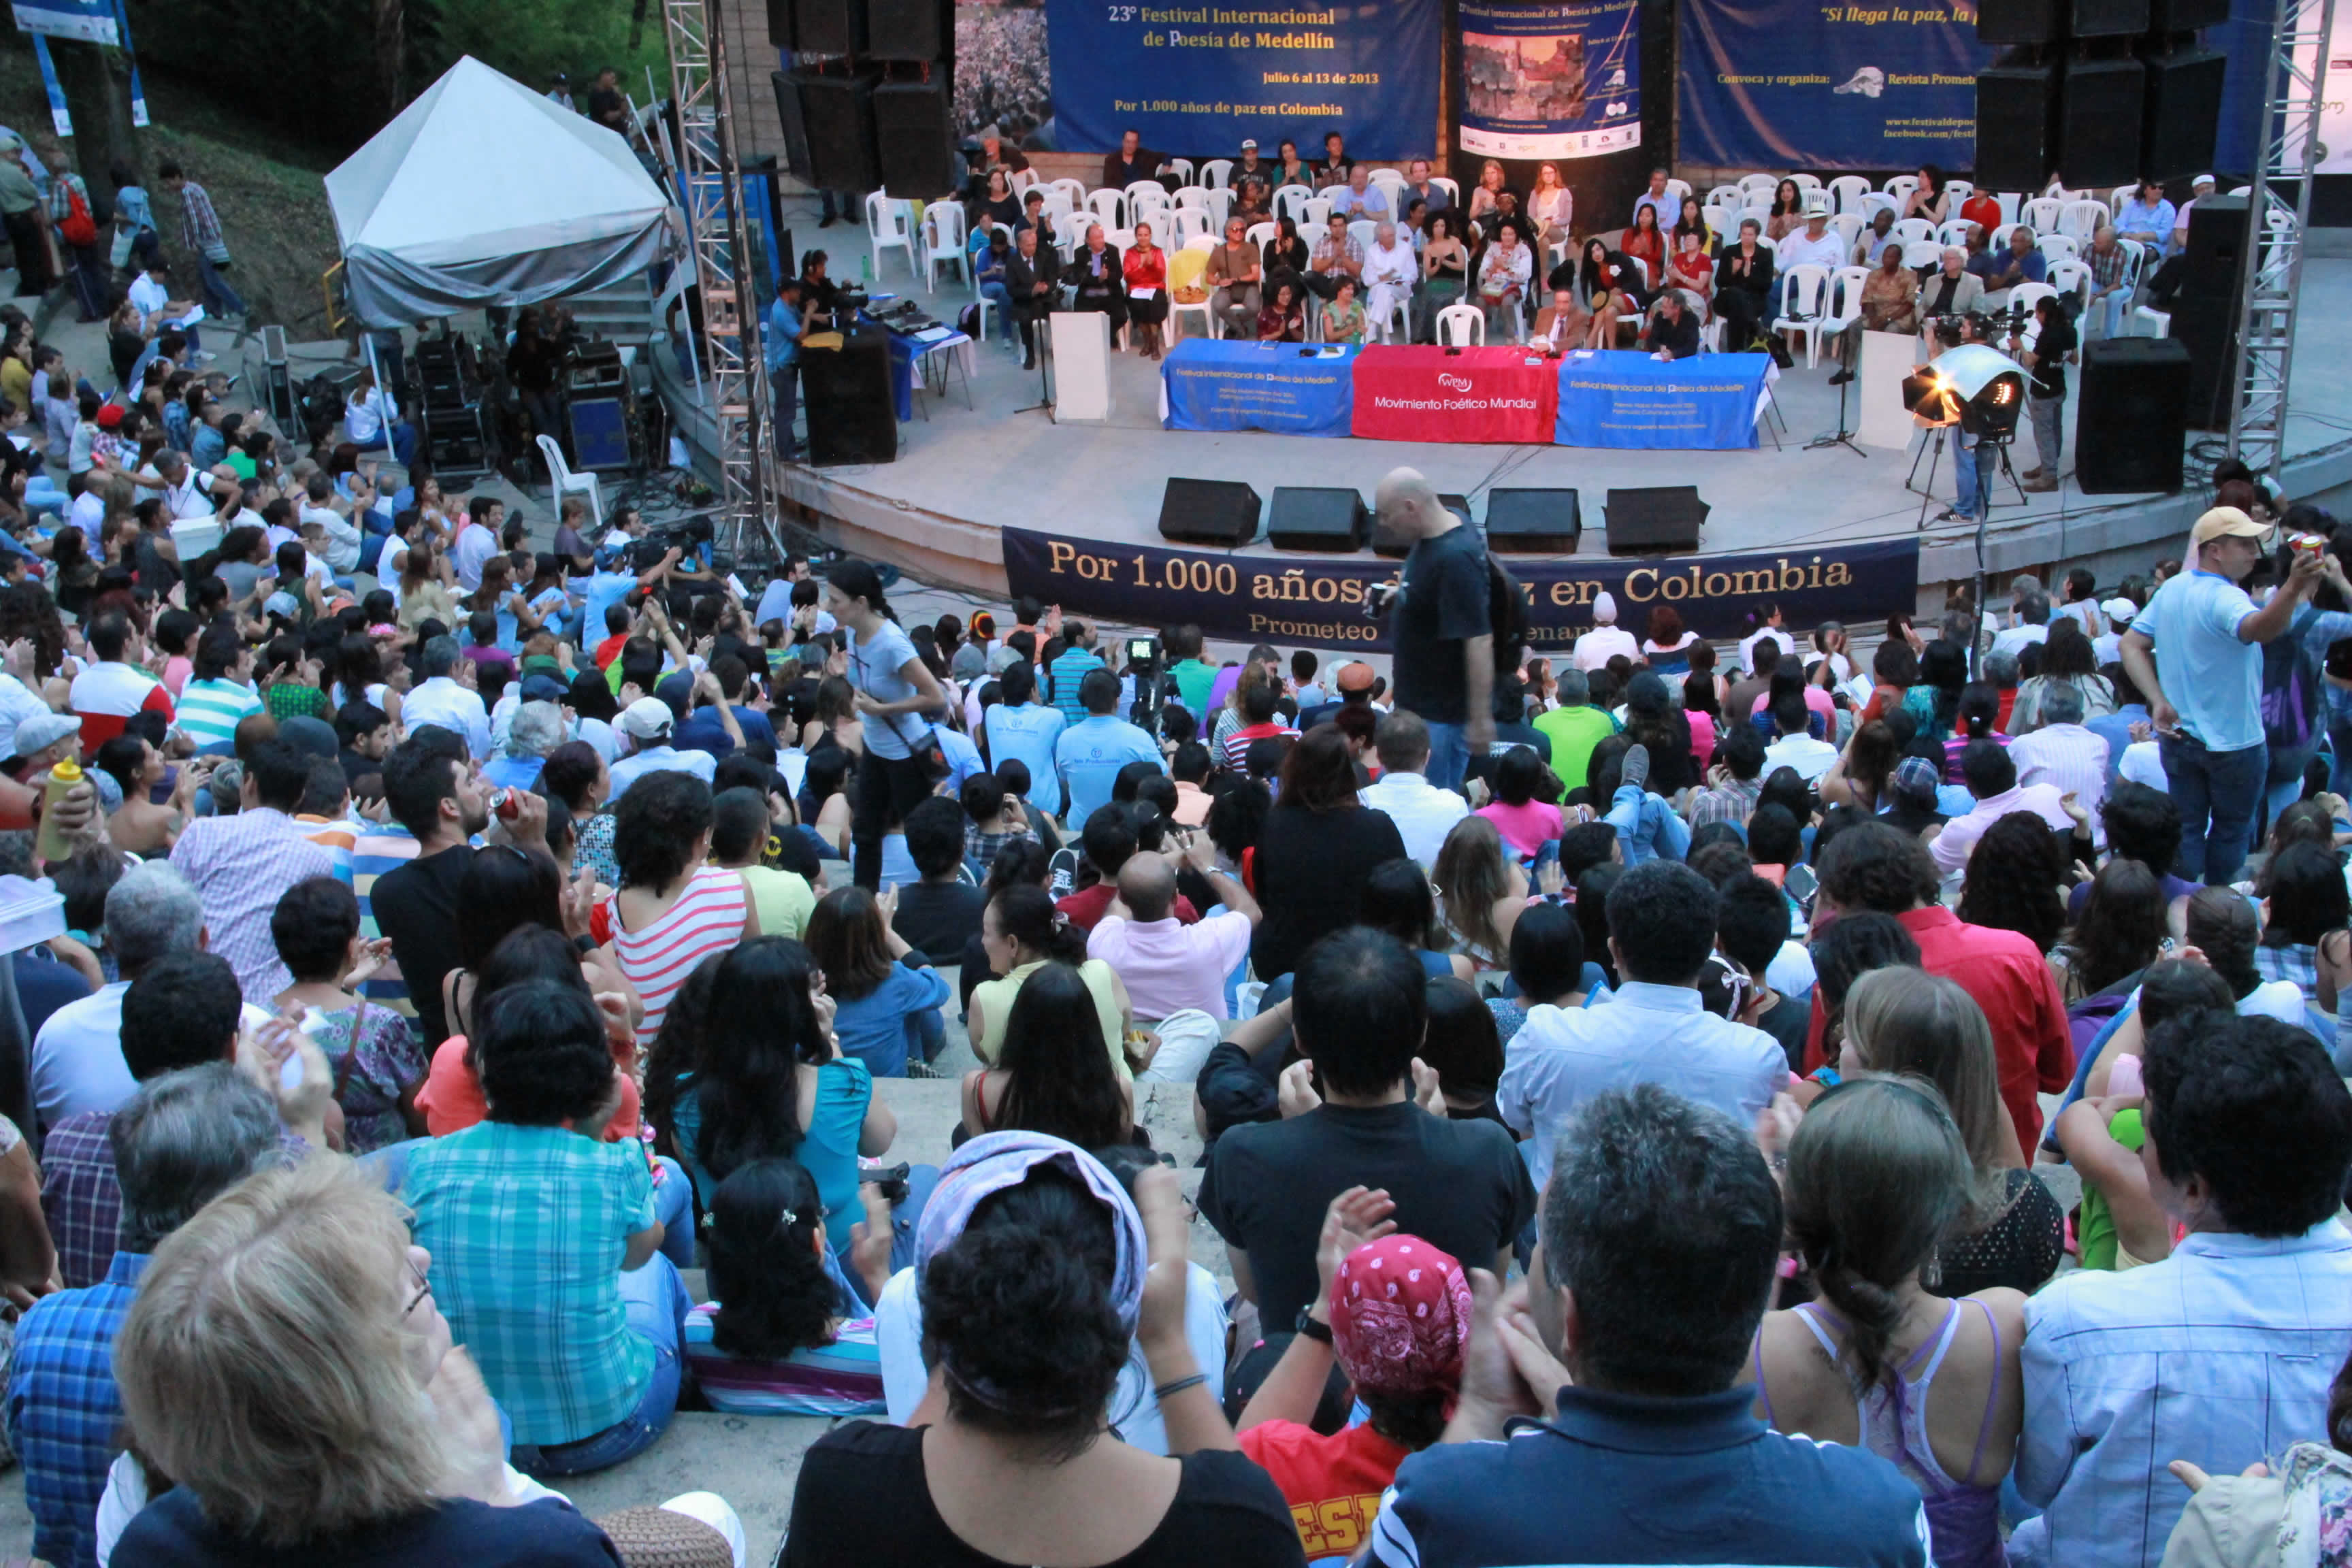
left=1161, top=339, right=1357, bottom=438
left=1554, top=350, right=1776, bottom=451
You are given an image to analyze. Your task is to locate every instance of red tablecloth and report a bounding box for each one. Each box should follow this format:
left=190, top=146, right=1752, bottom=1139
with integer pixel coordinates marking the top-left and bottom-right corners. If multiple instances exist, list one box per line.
left=1349, top=344, right=1560, bottom=444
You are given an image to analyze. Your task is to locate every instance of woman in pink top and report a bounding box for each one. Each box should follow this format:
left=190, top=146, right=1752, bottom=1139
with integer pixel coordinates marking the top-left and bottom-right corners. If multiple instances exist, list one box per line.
left=589, top=770, right=758, bottom=1038
left=1474, top=749, right=1566, bottom=860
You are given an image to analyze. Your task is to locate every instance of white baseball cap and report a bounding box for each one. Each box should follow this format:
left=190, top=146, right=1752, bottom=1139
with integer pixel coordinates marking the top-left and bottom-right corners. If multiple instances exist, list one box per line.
left=2101, top=596, right=2138, bottom=624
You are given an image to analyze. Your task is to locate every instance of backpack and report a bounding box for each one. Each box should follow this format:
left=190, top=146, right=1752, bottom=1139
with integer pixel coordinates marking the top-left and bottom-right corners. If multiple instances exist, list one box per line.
left=957, top=302, right=981, bottom=340
left=58, top=181, right=94, bottom=248
left=1485, top=552, right=1527, bottom=676
left=2259, top=604, right=2322, bottom=779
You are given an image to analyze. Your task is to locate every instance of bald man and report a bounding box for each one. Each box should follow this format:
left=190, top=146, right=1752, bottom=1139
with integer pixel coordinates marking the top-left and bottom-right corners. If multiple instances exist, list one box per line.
left=1372, top=467, right=1492, bottom=792
left=1087, top=828, right=1259, bottom=1026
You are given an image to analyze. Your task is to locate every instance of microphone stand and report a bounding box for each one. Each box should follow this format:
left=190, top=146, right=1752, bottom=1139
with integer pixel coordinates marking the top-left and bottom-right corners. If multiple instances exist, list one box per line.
left=1806, top=330, right=1865, bottom=458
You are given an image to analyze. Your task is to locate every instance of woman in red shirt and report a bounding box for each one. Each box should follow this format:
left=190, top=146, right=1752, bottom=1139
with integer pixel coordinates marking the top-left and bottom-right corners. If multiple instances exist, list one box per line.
left=1621, top=203, right=1665, bottom=282
left=1124, top=218, right=1171, bottom=361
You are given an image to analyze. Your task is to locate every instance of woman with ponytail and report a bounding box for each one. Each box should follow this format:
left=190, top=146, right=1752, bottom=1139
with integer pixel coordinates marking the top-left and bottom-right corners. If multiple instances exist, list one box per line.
left=966, top=881, right=1134, bottom=1075
left=823, top=557, right=951, bottom=892
left=684, top=1158, right=891, bottom=1415
left=1745, top=1077, right=2026, bottom=1568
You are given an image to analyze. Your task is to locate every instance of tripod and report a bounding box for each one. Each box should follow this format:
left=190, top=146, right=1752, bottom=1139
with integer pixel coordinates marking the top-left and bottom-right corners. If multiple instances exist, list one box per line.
left=1013, top=313, right=1055, bottom=419
left=1805, top=330, right=1865, bottom=458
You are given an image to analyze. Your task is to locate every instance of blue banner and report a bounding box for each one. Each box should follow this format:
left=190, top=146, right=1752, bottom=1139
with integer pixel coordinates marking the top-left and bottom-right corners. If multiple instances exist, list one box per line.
left=1676, top=0, right=1992, bottom=172
left=1459, top=0, right=1639, bottom=163
left=1044, top=0, right=1440, bottom=159
left=8, top=0, right=115, bottom=42
left=1554, top=350, right=1773, bottom=450
left=1161, top=340, right=1355, bottom=437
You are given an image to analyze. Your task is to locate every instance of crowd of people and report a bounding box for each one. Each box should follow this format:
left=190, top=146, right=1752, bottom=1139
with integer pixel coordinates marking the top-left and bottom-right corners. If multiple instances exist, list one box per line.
left=0, top=423, right=2343, bottom=1567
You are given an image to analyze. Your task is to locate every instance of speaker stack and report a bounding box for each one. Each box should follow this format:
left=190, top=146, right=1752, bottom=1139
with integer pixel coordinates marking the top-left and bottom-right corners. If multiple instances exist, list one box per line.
left=772, top=0, right=954, bottom=200
left=1972, top=0, right=2224, bottom=189
left=413, top=335, right=489, bottom=480
left=564, top=343, right=641, bottom=473
left=2169, top=193, right=2256, bottom=431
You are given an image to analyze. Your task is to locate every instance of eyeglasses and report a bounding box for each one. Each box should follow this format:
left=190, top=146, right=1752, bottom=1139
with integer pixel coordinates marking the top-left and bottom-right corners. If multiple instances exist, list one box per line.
left=403, top=1260, right=432, bottom=1318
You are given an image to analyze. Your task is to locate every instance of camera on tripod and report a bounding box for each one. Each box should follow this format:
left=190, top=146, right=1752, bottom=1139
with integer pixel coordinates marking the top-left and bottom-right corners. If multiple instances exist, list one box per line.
left=629, top=512, right=717, bottom=572
left=1124, top=635, right=1163, bottom=730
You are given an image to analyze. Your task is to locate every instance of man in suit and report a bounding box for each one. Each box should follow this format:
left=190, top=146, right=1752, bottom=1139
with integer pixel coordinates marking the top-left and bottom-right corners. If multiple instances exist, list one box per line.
left=1531, top=287, right=1588, bottom=357
left=1917, top=245, right=1985, bottom=324
left=1102, top=128, right=1162, bottom=191
left=1007, top=226, right=1062, bottom=371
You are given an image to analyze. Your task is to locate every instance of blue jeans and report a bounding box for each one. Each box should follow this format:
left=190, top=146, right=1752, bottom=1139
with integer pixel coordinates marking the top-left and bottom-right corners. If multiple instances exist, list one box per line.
left=1603, top=784, right=1691, bottom=865
left=352, top=423, right=417, bottom=469
left=1423, top=721, right=1471, bottom=795
left=772, top=362, right=800, bottom=455
left=510, top=1252, right=691, bottom=1476
left=980, top=280, right=1018, bottom=342
left=653, top=1155, right=696, bottom=1269
left=197, top=254, right=246, bottom=318
left=2159, top=732, right=2266, bottom=885
left=1951, top=429, right=1983, bottom=519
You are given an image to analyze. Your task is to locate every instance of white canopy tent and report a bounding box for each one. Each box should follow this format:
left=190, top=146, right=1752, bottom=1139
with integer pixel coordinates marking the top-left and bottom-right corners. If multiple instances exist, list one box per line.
left=325, top=56, right=677, bottom=329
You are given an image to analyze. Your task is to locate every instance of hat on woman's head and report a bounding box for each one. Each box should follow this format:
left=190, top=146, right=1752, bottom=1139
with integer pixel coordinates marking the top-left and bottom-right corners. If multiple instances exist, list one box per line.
left=1329, top=1234, right=1473, bottom=1398
left=916, top=1130, right=1147, bottom=1330
left=1893, top=755, right=1942, bottom=808
left=1592, top=590, right=1619, bottom=625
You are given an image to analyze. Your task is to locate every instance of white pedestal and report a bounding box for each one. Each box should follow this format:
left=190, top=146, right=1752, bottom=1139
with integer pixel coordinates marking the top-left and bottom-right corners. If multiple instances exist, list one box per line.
left=1050, top=310, right=1113, bottom=425
left=1856, top=329, right=1923, bottom=452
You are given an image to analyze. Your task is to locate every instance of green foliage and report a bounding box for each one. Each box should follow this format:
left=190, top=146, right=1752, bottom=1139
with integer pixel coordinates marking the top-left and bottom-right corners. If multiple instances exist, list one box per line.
left=434, top=0, right=672, bottom=106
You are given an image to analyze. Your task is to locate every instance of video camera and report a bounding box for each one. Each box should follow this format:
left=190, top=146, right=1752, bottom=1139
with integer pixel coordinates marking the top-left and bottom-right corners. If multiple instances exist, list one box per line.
left=627, top=512, right=718, bottom=572
left=1124, top=634, right=1163, bottom=731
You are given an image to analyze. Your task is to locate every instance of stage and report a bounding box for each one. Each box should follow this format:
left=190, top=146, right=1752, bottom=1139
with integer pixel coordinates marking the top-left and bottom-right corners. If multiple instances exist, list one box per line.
left=662, top=246, right=2352, bottom=630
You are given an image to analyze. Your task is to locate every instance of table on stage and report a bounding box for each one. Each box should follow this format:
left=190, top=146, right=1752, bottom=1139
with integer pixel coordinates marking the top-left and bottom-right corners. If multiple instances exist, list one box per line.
left=1350, top=345, right=1558, bottom=444
left=1553, top=350, right=1778, bottom=451
left=1159, top=339, right=1357, bottom=437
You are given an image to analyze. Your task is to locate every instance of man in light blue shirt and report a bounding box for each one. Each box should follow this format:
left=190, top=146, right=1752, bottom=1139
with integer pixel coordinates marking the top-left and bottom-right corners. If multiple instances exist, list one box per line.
left=2114, top=178, right=2177, bottom=252
left=1497, top=859, right=1784, bottom=1192
left=979, top=661, right=1066, bottom=817
left=764, top=276, right=807, bottom=461
left=2010, top=1010, right=2352, bottom=1568
left=1054, top=667, right=1162, bottom=827
left=606, top=696, right=717, bottom=800
left=2122, top=506, right=2323, bottom=883
left=1630, top=167, right=1676, bottom=230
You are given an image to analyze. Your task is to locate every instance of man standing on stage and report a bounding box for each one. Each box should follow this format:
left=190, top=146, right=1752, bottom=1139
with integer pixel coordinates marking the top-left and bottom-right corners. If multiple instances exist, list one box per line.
left=1373, top=468, right=1492, bottom=794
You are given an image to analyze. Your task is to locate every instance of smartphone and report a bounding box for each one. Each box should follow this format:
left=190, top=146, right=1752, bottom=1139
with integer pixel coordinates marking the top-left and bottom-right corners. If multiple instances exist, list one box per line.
left=1784, top=864, right=1820, bottom=908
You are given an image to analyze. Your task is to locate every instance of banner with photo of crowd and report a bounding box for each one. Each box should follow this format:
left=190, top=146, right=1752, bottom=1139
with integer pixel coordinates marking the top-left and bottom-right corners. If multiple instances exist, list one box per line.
left=1674, top=0, right=1992, bottom=172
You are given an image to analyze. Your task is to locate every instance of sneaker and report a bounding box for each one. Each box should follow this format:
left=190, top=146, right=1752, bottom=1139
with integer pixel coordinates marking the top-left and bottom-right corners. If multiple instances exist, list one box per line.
left=1619, top=742, right=1650, bottom=794
left=2018, top=466, right=2045, bottom=481
left=1047, top=846, right=1081, bottom=900
left=2021, top=474, right=2058, bottom=493
left=1827, top=369, right=1854, bottom=386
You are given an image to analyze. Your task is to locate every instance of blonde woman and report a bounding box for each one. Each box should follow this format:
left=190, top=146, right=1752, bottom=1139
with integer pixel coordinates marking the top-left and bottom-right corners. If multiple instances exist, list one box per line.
left=1528, top=161, right=1573, bottom=251
left=1467, top=158, right=1507, bottom=225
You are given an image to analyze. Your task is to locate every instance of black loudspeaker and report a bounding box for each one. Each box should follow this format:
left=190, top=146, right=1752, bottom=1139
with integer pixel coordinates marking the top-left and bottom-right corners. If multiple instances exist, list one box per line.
left=868, top=0, right=952, bottom=59
left=1975, top=62, right=2060, bottom=194
left=2076, top=338, right=2191, bottom=493
left=772, top=72, right=813, bottom=184
left=1604, top=487, right=1709, bottom=555
left=1158, top=478, right=1262, bottom=545
left=1484, top=488, right=1582, bottom=553
left=794, top=72, right=879, bottom=192
left=796, top=0, right=867, bottom=54
left=2057, top=56, right=2145, bottom=188
left=2169, top=297, right=2241, bottom=431
left=802, top=327, right=898, bottom=466
left=2071, top=0, right=2146, bottom=35
left=1371, top=495, right=1473, bottom=557
left=764, top=0, right=796, bottom=48
left=2142, top=50, right=2225, bottom=182
left=1266, top=487, right=1368, bottom=551
left=874, top=79, right=958, bottom=196
left=2149, top=0, right=2227, bottom=29
left=2184, top=193, right=2251, bottom=300
left=1977, top=0, right=2059, bottom=44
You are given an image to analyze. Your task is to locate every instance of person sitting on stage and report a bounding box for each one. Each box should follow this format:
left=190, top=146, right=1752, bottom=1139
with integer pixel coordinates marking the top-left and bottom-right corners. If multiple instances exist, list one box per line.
left=1071, top=223, right=1128, bottom=341
left=1265, top=215, right=1311, bottom=296
left=1404, top=158, right=1452, bottom=223
left=2085, top=225, right=2133, bottom=339
left=1853, top=207, right=1899, bottom=267
left=1776, top=197, right=1846, bottom=276
left=1320, top=277, right=1368, bottom=346
left=1275, top=137, right=1312, bottom=191
left=1766, top=178, right=1807, bottom=242
left=1962, top=223, right=2002, bottom=285
left=1419, top=215, right=1470, bottom=340
left=1258, top=279, right=1305, bottom=344
left=972, top=122, right=1030, bottom=189
left=1307, top=212, right=1363, bottom=303
left=1672, top=195, right=1715, bottom=259
left=1363, top=221, right=1417, bottom=341
left=1531, top=286, right=1588, bottom=358
left=1573, top=236, right=1648, bottom=350
left=1006, top=226, right=1060, bottom=372
left=1631, top=166, right=1676, bottom=230
left=1206, top=215, right=1262, bottom=341
left=1100, top=127, right=1161, bottom=191
left=1829, top=242, right=1921, bottom=384
left=1901, top=163, right=1951, bottom=225
left=1960, top=183, right=2003, bottom=236
left=1642, top=291, right=1700, bottom=361
left=1016, top=187, right=1048, bottom=235
left=1664, top=228, right=1714, bottom=316
left=1475, top=225, right=1533, bottom=341
left=1714, top=219, right=1774, bottom=353
left=1312, top=130, right=1355, bottom=191
left=2114, top=176, right=2176, bottom=250
left=1981, top=225, right=2046, bottom=310
left=1919, top=245, right=1984, bottom=325
left=1622, top=201, right=1666, bottom=280
left=975, top=168, right=1021, bottom=232
left=1529, top=162, right=1575, bottom=254
left=1231, top=140, right=1273, bottom=222
left=1122, top=220, right=1169, bottom=362
left=1476, top=189, right=1536, bottom=252
left=973, top=230, right=1020, bottom=355
left=1333, top=166, right=1390, bottom=221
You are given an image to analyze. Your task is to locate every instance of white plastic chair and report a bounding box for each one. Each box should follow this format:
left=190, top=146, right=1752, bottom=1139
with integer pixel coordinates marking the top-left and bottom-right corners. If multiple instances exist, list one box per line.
left=921, top=200, right=968, bottom=291
left=1245, top=219, right=1280, bottom=255
left=1705, top=203, right=1741, bottom=243
left=1347, top=218, right=1379, bottom=257
left=1742, top=204, right=1774, bottom=236
left=1831, top=213, right=1863, bottom=252
left=2111, top=184, right=2137, bottom=214
left=1435, top=303, right=1484, bottom=346
left=2036, top=233, right=2080, bottom=265
left=2046, top=259, right=2090, bottom=310
left=1892, top=217, right=1933, bottom=246
left=1884, top=174, right=1920, bottom=205
left=1203, top=189, right=1233, bottom=231
left=1944, top=180, right=1974, bottom=207
left=1173, top=186, right=1213, bottom=214
left=1047, top=177, right=1087, bottom=208
left=1667, top=178, right=1695, bottom=200
left=1199, top=158, right=1234, bottom=191
left=1739, top=173, right=1780, bottom=201
left=2059, top=199, right=2108, bottom=244
left=1055, top=209, right=1097, bottom=263
left=1183, top=233, right=1216, bottom=254
left=1901, top=240, right=1942, bottom=270
left=1167, top=250, right=1215, bottom=341
left=1428, top=176, right=1460, bottom=210
left=1819, top=263, right=1872, bottom=345
left=1859, top=192, right=1897, bottom=224
left=1770, top=263, right=1832, bottom=367
left=1997, top=193, right=2022, bottom=228
left=1937, top=219, right=1977, bottom=250
left=1303, top=196, right=1334, bottom=230
left=1708, top=183, right=1744, bottom=211
left=1085, top=187, right=1128, bottom=231
left=2009, top=281, right=2058, bottom=320
left=1789, top=174, right=1823, bottom=194
left=864, top=192, right=917, bottom=282
left=1164, top=157, right=1194, bottom=186
left=1009, top=168, right=1037, bottom=197
left=2022, top=197, right=2063, bottom=233
left=1827, top=175, right=1872, bottom=216
left=2133, top=304, right=2172, bottom=338
left=1167, top=208, right=1213, bottom=248
left=1369, top=169, right=1407, bottom=206
left=538, top=434, right=602, bottom=527
left=1128, top=184, right=1171, bottom=226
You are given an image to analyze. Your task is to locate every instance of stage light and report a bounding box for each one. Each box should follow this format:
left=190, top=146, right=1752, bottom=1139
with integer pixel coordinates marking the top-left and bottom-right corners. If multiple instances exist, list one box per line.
left=1923, top=344, right=2029, bottom=443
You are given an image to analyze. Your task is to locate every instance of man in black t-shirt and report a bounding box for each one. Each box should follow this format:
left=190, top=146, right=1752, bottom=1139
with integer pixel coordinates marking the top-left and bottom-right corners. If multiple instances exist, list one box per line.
left=585, top=67, right=628, bottom=134
left=1198, top=926, right=1537, bottom=1335
left=892, top=796, right=986, bottom=964
left=1375, top=466, right=1492, bottom=793
left=2014, top=293, right=2075, bottom=493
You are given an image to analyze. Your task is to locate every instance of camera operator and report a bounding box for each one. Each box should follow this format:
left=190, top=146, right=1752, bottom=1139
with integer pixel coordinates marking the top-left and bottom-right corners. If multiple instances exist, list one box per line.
left=2009, top=293, right=2072, bottom=494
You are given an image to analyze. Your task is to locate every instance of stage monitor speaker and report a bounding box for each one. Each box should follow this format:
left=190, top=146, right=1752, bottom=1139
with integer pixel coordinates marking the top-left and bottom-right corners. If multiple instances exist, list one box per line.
left=1604, top=487, right=1708, bottom=555
left=1484, top=488, right=1582, bottom=553
left=2142, top=50, right=2225, bottom=182
left=2168, top=297, right=2241, bottom=431
left=2057, top=56, right=2145, bottom=188
left=1370, top=493, right=1473, bottom=557
left=2070, top=0, right=2146, bottom=36
left=795, top=0, right=866, bottom=55
left=1974, top=61, right=2060, bottom=194
left=802, top=327, right=899, bottom=466
left=868, top=0, right=952, bottom=59
left=794, top=72, right=879, bottom=193
left=764, top=0, right=795, bottom=48
left=1266, top=487, right=1367, bottom=552
left=2183, top=193, right=2251, bottom=301
left=568, top=396, right=634, bottom=472
left=771, top=71, right=813, bottom=183
left=874, top=79, right=958, bottom=197
left=2076, top=338, right=2191, bottom=493
left=1976, top=0, right=2059, bottom=45
left=1158, top=478, right=1261, bottom=546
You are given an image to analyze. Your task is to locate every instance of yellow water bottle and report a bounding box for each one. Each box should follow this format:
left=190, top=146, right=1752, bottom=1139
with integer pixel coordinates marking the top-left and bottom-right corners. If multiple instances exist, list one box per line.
left=34, top=757, right=81, bottom=866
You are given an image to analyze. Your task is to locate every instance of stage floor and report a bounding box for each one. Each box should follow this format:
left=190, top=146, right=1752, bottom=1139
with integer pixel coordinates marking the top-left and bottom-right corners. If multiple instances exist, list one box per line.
left=740, top=235, right=2352, bottom=604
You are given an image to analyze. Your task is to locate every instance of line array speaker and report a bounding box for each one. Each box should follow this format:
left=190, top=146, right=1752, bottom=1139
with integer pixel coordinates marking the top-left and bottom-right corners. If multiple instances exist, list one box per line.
left=795, top=0, right=868, bottom=56
left=764, top=0, right=796, bottom=49
left=1604, top=487, right=1709, bottom=555
left=2075, top=337, right=2190, bottom=493
left=2168, top=297, right=2242, bottom=431
left=1974, top=61, right=2059, bottom=194
left=1158, top=478, right=1261, bottom=546
left=1484, top=488, right=1583, bottom=553
left=1265, top=487, right=1368, bottom=551
left=2070, top=0, right=2147, bottom=37
left=2057, top=56, right=2145, bottom=189
left=2141, top=50, right=2225, bottom=182
left=1976, top=0, right=2059, bottom=45
left=2183, top=192, right=2252, bottom=301
left=874, top=79, right=958, bottom=197
left=867, top=0, right=953, bottom=61
left=793, top=71, right=879, bottom=193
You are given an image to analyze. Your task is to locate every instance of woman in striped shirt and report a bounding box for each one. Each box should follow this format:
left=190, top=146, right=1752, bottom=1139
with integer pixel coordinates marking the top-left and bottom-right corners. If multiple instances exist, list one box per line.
left=590, top=770, right=757, bottom=1039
